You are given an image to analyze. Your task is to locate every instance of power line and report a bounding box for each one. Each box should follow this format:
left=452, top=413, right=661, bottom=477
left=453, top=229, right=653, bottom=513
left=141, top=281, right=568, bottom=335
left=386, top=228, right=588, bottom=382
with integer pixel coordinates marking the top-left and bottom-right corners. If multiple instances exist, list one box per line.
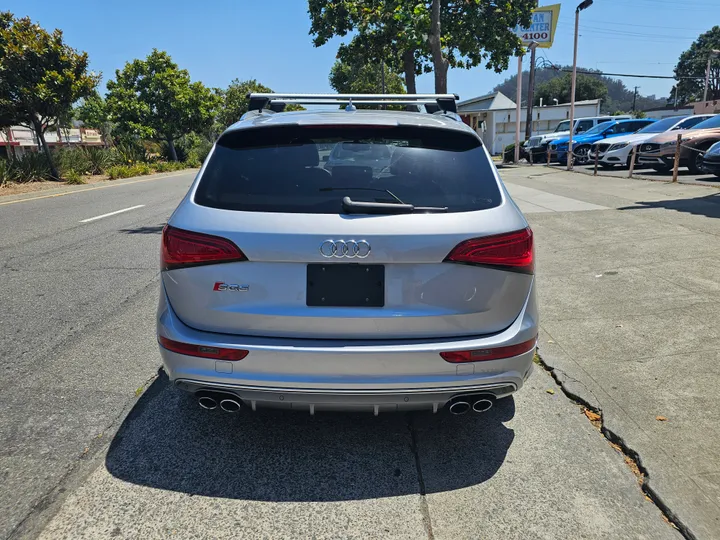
left=536, top=58, right=707, bottom=80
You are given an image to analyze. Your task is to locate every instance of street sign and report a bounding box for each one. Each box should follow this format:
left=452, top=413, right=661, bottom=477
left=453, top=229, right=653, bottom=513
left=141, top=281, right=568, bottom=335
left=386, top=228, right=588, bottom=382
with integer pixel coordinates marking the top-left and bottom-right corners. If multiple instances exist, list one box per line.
left=514, top=3, right=561, bottom=49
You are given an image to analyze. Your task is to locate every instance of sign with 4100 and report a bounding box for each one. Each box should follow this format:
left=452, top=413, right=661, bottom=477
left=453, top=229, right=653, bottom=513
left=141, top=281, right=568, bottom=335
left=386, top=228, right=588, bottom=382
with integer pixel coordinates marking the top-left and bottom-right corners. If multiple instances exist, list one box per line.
left=514, top=3, right=561, bottom=49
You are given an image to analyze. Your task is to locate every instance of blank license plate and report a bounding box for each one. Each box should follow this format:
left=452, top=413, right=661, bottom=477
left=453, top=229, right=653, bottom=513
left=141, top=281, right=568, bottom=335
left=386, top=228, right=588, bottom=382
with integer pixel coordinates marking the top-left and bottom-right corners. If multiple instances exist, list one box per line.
left=306, top=264, right=385, bottom=307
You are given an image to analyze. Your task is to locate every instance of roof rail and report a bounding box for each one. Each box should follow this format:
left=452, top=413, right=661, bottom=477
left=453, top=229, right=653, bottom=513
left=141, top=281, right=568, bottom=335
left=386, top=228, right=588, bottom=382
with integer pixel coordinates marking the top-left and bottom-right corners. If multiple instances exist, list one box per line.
left=246, top=93, right=460, bottom=114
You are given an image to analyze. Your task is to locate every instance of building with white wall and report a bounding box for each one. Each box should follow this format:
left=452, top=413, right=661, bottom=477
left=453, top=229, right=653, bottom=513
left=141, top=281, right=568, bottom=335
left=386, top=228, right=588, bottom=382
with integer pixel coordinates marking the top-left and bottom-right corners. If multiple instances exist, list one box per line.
left=458, top=91, right=601, bottom=154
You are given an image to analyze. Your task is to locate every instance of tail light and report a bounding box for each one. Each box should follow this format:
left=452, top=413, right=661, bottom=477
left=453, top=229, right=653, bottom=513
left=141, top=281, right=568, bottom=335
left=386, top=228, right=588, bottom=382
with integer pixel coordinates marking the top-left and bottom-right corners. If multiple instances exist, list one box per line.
left=444, top=228, right=534, bottom=274
left=162, top=225, right=246, bottom=270
left=440, top=336, right=537, bottom=363
left=158, top=336, right=249, bottom=361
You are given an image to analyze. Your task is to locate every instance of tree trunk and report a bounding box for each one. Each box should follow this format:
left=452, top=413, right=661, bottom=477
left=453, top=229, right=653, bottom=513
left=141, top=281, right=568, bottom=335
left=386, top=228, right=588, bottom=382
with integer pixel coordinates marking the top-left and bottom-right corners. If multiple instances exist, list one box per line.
left=32, top=120, right=59, bottom=180
left=402, top=50, right=417, bottom=94
left=429, top=0, right=449, bottom=94
left=167, top=137, right=178, bottom=162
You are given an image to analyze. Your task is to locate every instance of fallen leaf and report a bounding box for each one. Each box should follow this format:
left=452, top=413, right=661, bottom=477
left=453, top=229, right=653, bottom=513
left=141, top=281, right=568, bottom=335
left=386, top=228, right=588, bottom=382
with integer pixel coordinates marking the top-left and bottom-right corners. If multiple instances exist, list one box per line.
left=546, top=389, right=555, bottom=395
left=595, top=274, right=603, bottom=278
left=584, top=409, right=602, bottom=422
left=656, top=416, right=668, bottom=422
left=615, top=324, right=623, bottom=328
left=547, top=339, right=555, bottom=343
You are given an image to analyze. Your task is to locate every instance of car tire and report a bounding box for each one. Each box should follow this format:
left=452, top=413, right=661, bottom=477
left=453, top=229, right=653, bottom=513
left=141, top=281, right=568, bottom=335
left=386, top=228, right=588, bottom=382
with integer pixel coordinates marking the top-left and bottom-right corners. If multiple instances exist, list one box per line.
left=574, top=145, right=591, bottom=164
left=687, top=144, right=714, bottom=175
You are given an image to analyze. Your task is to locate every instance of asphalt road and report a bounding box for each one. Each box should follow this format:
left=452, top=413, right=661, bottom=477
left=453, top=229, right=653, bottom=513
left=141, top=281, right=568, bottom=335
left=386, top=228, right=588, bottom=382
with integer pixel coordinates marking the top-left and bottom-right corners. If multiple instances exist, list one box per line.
left=0, top=172, right=680, bottom=539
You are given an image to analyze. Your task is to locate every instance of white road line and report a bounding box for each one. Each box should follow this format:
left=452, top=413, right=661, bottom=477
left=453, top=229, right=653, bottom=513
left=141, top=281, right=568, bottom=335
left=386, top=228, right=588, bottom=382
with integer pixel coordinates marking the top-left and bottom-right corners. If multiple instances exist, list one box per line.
left=79, top=205, right=146, bottom=223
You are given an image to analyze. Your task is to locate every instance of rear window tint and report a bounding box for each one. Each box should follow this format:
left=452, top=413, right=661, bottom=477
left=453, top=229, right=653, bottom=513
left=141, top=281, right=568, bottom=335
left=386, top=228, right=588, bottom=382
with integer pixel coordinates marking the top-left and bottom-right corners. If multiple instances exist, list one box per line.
left=194, top=125, right=501, bottom=214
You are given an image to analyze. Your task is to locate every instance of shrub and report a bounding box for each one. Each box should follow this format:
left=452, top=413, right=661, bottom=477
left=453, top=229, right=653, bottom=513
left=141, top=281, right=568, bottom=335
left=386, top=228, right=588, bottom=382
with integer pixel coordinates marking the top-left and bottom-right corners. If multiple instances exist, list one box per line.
left=64, top=170, right=85, bottom=185
left=85, top=147, right=118, bottom=174
left=127, top=163, right=153, bottom=177
left=162, top=133, right=213, bottom=164
left=115, top=140, right=147, bottom=165
left=55, top=148, right=92, bottom=176
left=107, top=165, right=132, bottom=179
left=184, top=156, right=202, bottom=168
left=3, top=153, right=53, bottom=183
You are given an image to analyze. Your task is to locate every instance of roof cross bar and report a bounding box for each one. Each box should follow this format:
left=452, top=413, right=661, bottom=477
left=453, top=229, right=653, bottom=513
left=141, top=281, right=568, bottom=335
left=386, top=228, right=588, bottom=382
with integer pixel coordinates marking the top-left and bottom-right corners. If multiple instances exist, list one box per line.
left=246, top=93, right=460, bottom=113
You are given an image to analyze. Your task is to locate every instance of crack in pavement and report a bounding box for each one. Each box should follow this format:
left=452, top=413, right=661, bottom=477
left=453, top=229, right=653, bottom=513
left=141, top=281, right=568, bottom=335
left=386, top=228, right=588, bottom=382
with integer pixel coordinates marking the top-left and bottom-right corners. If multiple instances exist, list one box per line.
left=406, top=414, right=435, bottom=540
left=534, top=351, right=696, bottom=540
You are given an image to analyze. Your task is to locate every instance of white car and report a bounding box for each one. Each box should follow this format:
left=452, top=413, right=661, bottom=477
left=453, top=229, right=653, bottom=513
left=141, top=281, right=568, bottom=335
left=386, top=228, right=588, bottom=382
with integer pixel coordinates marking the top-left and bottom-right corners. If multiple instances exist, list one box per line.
left=591, top=115, right=714, bottom=168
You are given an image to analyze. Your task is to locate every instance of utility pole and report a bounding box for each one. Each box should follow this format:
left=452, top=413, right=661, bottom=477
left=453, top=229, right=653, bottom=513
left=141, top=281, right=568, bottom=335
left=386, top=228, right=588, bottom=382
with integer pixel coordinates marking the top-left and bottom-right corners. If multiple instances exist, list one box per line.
left=632, top=86, right=639, bottom=112
left=568, top=1, right=594, bottom=170
left=525, top=42, right=539, bottom=141
left=514, top=54, right=523, bottom=163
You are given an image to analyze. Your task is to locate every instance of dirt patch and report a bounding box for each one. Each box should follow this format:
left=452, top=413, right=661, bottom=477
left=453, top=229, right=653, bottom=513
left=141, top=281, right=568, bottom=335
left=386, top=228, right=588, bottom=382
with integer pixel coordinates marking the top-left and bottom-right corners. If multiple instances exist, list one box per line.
left=2, top=174, right=118, bottom=197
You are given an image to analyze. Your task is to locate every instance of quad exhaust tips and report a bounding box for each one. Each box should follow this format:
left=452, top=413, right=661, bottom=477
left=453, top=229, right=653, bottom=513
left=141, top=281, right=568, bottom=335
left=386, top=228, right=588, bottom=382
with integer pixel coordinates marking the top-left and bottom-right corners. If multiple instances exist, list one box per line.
left=448, top=394, right=495, bottom=415
left=197, top=391, right=242, bottom=412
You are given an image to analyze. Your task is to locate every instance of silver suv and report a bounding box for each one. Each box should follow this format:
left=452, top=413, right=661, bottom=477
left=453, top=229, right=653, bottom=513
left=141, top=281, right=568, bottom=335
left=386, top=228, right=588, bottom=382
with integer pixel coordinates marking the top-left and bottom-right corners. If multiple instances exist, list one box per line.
left=157, top=93, right=538, bottom=416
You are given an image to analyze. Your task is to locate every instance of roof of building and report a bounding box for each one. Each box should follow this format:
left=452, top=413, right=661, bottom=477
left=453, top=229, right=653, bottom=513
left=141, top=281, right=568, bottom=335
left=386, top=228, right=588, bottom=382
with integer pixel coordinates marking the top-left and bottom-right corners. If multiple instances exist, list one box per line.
left=458, top=93, right=601, bottom=114
left=457, top=91, right=517, bottom=112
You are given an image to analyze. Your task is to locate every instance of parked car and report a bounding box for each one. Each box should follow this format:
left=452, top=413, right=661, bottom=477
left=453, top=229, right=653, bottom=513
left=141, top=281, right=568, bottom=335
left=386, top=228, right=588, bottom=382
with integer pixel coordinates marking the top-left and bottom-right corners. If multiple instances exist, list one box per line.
left=550, top=119, right=656, bottom=165
left=591, top=115, right=714, bottom=168
left=698, top=140, right=720, bottom=177
left=525, top=114, right=631, bottom=161
left=157, top=93, right=538, bottom=416
left=637, top=114, right=720, bottom=174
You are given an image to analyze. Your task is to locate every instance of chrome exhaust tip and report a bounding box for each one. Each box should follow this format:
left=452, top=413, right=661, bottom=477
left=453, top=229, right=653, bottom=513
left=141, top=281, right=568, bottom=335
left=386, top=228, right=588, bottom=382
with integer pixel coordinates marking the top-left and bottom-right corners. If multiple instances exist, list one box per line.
left=472, top=398, right=494, bottom=413
left=219, top=398, right=242, bottom=413
left=448, top=401, right=470, bottom=415
left=198, top=396, right=218, bottom=410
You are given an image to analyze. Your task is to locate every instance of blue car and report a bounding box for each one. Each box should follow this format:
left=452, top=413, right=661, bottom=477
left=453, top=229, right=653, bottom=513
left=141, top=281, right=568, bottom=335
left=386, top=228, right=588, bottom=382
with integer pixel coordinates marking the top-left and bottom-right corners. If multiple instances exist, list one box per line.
left=551, top=118, right=656, bottom=165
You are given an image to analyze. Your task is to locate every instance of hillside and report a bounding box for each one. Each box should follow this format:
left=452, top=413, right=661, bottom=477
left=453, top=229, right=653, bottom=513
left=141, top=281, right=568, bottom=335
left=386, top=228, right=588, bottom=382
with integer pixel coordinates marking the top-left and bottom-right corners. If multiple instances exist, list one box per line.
left=492, top=66, right=668, bottom=114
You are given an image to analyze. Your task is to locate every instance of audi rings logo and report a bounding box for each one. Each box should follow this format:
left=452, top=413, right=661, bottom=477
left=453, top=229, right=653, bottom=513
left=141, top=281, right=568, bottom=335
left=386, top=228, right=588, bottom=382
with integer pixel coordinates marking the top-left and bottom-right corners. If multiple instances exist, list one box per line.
left=320, top=240, right=371, bottom=258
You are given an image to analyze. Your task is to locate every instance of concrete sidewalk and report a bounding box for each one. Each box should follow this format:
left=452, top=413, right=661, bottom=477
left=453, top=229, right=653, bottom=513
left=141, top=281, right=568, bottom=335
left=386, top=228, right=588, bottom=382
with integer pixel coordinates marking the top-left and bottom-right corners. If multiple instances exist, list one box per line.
left=503, top=167, right=720, bottom=539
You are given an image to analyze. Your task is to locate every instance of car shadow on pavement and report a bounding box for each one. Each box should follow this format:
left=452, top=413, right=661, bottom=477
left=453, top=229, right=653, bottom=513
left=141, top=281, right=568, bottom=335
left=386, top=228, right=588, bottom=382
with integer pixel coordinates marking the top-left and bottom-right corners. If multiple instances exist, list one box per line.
left=106, top=370, right=515, bottom=502
left=618, top=192, right=720, bottom=219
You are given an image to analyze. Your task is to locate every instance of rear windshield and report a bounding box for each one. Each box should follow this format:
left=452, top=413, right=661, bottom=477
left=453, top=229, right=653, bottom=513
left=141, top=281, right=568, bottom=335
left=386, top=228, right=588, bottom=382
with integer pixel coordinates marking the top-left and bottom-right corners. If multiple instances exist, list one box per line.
left=194, top=126, right=501, bottom=214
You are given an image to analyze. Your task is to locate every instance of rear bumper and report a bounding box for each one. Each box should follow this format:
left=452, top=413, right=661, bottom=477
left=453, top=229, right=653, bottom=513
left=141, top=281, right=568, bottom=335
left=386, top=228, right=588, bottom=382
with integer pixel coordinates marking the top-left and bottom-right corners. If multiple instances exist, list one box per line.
left=156, top=282, right=538, bottom=412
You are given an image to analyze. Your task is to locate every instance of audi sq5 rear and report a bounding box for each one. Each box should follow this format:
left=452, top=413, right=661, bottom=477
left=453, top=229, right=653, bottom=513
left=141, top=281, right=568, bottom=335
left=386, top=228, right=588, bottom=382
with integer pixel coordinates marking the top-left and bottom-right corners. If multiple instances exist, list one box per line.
left=157, top=93, right=538, bottom=416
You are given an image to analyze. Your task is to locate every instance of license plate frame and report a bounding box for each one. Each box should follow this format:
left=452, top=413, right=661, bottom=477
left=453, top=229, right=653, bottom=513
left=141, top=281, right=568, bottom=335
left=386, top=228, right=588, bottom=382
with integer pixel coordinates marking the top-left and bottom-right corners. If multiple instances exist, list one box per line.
left=306, top=264, right=385, bottom=307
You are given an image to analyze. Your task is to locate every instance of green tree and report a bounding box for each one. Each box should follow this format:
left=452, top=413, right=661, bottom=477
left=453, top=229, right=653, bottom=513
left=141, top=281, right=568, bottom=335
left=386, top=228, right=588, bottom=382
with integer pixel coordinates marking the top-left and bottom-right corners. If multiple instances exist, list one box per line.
left=0, top=12, right=100, bottom=177
left=329, top=59, right=405, bottom=108
left=308, top=0, right=533, bottom=94
left=674, top=26, right=720, bottom=103
left=535, top=73, right=608, bottom=106
left=216, top=79, right=271, bottom=129
left=75, top=91, right=112, bottom=146
left=106, top=49, right=218, bottom=161
left=215, top=79, right=305, bottom=130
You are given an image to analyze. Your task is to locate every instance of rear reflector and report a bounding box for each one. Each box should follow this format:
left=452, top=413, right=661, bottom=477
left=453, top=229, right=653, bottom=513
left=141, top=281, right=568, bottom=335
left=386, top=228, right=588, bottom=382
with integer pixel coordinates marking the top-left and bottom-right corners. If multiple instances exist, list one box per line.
left=162, top=225, right=246, bottom=270
left=445, top=228, right=534, bottom=274
left=440, top=336, right=537, bottom=363
left=158, top=336, right=249, bottom=361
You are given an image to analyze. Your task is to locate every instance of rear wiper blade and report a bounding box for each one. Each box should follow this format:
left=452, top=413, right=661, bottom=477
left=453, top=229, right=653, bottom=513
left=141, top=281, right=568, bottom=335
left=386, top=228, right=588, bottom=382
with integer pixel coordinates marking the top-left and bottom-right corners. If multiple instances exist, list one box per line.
left=320, top=186, right=405, bottom=205
left=341, top=197, right=447, bottom=215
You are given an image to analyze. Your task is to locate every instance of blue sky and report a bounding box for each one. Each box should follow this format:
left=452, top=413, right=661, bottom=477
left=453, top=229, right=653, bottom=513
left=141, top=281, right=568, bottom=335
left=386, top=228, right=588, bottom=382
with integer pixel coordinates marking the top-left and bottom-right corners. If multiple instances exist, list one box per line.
left=6, top=0, right=717, bottom=101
